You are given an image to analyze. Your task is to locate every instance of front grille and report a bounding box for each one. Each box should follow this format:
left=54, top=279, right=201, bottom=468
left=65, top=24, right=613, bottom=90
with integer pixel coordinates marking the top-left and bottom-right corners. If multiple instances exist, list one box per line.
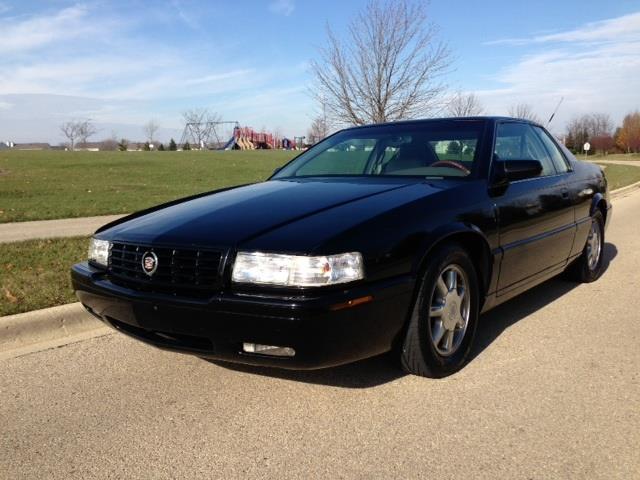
left=108, top=242, right=223, bottom=297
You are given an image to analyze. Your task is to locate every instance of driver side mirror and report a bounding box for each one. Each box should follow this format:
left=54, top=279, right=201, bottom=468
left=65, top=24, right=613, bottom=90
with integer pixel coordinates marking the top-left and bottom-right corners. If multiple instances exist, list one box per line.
left=489, top=159, right=543, bottom=195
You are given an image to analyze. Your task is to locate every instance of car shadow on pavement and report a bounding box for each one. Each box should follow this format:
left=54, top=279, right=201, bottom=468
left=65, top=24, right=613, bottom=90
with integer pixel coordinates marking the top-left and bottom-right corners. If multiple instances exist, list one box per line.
left=211, top=243, right=617, bottom=389
left=469, top=241, right=618, bottom=362
left=208, top=353, right=405, bottom=389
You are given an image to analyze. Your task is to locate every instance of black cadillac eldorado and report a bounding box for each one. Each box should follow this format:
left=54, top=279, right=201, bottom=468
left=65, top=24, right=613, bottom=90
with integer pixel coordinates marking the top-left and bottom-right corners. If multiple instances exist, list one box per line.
left=72, top=117, right=611, bottom=377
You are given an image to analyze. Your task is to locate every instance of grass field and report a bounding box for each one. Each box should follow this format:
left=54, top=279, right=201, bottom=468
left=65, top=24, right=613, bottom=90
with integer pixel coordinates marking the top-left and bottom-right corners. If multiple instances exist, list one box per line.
left=0, top=236, right=87, bottom=316
left=597, top=163, right=640, bottom=191
left=0, top=150, right=297, bottom=223
left=588, top=153, right=640, bottom=161
left=1, top=150, right=639, bottom=224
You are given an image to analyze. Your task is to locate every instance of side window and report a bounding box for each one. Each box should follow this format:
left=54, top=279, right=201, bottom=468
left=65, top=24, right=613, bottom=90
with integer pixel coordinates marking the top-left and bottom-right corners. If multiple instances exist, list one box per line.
left=533, top=127, right=570, bottom=173
left=494, top=123, right=556, bottom=177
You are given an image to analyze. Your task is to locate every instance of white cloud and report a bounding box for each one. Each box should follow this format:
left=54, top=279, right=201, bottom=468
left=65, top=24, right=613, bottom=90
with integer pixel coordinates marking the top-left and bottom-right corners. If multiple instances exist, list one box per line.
left=0, top=2, right=11, bottom=15
left=476, top=12, right=640, bottom=129
left=0, top=5, right=95, bottom=55
left=269, top=0, right=295, bottom=16
left=487, top=11, right=640, bottom=46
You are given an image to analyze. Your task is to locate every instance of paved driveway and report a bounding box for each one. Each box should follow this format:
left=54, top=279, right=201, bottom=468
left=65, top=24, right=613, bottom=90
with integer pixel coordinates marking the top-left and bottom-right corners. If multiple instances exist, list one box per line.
left=1, top=194, right=638, bottom=479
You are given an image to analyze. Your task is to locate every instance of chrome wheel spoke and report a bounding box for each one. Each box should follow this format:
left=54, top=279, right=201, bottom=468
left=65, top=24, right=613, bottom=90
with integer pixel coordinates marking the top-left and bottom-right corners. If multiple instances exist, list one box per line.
left=430, top=304, right=444, bottom=317
left=445, top=270, right=457, bottom=292
left=436, top=276, right=448, bottom=297
left=432, top=320, right=446, bottom=346
left=442, top=329, right=454, bottom=352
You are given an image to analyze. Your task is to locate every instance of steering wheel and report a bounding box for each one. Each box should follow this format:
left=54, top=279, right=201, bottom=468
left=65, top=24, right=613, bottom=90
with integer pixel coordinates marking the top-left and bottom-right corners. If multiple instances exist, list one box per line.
left=430, top=160, right=470, bottom=175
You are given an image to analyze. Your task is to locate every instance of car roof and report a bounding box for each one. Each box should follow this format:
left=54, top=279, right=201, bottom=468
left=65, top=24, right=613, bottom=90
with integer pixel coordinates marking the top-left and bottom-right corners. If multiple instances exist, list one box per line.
left=341, top=116, right=544, bottom=131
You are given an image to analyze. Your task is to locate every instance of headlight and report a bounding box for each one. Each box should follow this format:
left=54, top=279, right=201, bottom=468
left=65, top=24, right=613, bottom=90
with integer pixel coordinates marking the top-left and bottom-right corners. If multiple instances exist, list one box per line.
left=232, top=251, right=364, bottom=287
left=88, top=238, right=110, bottom=267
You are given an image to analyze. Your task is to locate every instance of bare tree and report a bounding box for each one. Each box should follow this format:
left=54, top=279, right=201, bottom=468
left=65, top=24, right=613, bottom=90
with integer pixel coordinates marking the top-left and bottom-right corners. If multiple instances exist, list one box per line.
left=508, top=103, right=540, bottom=123
left=60, top=119, right=96, bottom=150
left=565, top=113, right=614, bottom=153
left=60, top=121, right=80, bottom=151
left=310, top=0, right=451, bottom=126
left=447, top=91, right=484, bottom=117
left=181, top=108, right=221, bottom=148
left=143, top=120, right=160, bottom=143
left=307, top=116, right=330, bottom=144
left=77, top=120, right=97, bottom=146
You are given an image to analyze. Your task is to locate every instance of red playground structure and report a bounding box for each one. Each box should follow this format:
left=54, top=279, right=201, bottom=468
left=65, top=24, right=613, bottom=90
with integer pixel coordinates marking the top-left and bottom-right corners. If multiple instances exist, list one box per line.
left=223, top=126, right=296, bottom=150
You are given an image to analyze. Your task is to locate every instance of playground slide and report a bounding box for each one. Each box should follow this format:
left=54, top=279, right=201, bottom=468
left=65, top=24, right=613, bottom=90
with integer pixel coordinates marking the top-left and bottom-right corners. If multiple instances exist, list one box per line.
left=222, top=137, right=235, bottom=150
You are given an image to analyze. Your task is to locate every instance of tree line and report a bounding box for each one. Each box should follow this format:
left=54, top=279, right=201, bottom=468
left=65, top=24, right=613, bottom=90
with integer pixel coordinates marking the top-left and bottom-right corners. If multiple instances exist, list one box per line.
left=564, top=111, right=640, bottom=154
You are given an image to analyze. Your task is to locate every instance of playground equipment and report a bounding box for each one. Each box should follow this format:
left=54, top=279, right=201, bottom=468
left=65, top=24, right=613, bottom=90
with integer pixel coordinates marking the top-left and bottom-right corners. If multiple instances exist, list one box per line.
left=223, top=126, right=292, bottom=150
left=179, top=117, right=299, bottom=150
left=180, top=120, right=239, bottom=149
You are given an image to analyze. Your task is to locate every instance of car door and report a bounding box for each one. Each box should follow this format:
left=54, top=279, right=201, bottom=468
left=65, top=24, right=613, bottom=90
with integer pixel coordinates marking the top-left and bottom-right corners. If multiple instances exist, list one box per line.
left=493, top=122, right=575, bottom=293
left=533, top=126, right=594, bottom=260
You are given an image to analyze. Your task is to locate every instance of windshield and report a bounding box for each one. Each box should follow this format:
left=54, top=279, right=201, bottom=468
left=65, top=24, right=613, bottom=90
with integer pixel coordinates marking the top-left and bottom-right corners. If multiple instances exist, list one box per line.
left=273, top=120, right=485, bottom=179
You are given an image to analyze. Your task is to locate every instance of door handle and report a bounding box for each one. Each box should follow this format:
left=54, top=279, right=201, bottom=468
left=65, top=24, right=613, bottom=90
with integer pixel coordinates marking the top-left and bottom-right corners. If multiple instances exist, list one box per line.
left=561, top=189, right=569, bottom=199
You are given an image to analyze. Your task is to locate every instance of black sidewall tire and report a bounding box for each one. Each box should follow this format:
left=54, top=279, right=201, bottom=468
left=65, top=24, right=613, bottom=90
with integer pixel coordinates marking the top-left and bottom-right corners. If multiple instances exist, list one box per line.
left=571, top=211, right=605, bottom=283
left=401, top=245, right=480, bottom=378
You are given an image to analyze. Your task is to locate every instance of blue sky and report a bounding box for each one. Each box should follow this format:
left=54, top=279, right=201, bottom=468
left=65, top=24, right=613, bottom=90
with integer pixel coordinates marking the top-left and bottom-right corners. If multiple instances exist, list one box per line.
left=0, top=0, right=639, bottom=143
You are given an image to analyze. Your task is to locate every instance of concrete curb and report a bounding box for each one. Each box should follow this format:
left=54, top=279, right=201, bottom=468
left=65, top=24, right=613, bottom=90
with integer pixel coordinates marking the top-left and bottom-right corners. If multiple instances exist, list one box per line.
left=0, top=303, right=109, bottom=357
left=611, top=180, right=640, bottom=200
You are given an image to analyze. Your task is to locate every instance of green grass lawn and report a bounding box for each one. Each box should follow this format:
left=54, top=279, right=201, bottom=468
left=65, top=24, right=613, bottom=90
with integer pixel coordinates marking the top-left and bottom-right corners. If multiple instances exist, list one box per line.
left=588, top=153, right=640, bottom=162
left=0, top=150, right=297, bottom=223
left=0, top=237, right=88, bottom=316
left=597, top=163, right=640, bottom=191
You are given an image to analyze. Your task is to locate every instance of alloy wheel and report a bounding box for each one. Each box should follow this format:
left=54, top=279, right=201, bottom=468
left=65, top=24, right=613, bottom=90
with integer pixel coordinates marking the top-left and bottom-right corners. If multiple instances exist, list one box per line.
left=427, top=264, right=471, bottom=357
left=586, top=218, right=602, bottom=271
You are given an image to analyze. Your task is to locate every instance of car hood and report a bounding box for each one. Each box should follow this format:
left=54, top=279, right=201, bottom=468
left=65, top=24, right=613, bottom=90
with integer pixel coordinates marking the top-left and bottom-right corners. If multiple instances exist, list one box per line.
left=98, top=178, right=420, bottom=247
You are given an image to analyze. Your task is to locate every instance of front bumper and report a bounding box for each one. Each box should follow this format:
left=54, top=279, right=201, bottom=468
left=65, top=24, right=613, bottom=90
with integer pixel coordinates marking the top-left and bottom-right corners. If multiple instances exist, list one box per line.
left=71, top=262, right=414, bottom=370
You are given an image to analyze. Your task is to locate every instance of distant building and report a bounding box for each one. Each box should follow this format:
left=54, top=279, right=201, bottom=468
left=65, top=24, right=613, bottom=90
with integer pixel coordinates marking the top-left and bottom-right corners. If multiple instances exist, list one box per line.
left=13, top=143, right=51, bottom=150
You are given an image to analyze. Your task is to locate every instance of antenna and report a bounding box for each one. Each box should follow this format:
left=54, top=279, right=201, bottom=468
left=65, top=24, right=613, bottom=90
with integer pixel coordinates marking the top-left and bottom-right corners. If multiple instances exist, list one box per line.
left=547, top=97, right=564, bottom=126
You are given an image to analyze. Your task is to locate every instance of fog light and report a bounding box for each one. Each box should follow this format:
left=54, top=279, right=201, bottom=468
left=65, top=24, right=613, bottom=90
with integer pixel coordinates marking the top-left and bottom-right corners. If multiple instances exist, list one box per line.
left=242, top=343, right=296, bottom=357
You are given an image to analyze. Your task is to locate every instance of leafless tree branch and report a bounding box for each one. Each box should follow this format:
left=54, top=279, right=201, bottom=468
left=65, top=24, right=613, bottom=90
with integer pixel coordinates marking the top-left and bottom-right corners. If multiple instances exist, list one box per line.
left=508, top=103, right=540, bottom=123
left=143, top=120, right=160, bottom=143
left=310, top=0, right=451, bottom=126
left=447, top=91, right=484, bottom=117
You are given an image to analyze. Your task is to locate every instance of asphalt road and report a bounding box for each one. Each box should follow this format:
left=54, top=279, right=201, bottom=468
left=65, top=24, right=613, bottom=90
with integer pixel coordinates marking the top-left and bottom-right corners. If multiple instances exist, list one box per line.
left=1, top=194, right=639, bottom=479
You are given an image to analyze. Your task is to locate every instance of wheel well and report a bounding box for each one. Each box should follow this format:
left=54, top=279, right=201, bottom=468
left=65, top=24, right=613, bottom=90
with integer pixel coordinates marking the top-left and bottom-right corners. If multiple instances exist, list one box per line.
left=596, top=199, right=608, bottom=223
left=420, top=231, right=492, bottom=299
left=392, top=231, right=493, bottom=354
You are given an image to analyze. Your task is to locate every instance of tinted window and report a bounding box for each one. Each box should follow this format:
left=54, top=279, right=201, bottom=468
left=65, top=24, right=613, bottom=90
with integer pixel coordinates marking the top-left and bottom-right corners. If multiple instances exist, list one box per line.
left=274, top=122, right=484, bottom=179
left=494, top=123, right=556, bottom=177
left=534, top=126, right=570, bottom=173
left=295, top=138, right=375, bottom=176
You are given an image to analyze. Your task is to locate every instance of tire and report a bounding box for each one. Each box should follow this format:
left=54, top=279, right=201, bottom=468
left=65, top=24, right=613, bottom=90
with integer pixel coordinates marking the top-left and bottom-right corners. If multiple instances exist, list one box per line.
left=567, top=210, right=605, bottom=283
left=400, top=244, right=480, bottom=378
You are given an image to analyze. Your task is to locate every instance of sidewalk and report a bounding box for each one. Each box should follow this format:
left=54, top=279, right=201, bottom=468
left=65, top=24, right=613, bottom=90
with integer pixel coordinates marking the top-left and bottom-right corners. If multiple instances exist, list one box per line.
left=0, top=214, right=126, bottom=243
